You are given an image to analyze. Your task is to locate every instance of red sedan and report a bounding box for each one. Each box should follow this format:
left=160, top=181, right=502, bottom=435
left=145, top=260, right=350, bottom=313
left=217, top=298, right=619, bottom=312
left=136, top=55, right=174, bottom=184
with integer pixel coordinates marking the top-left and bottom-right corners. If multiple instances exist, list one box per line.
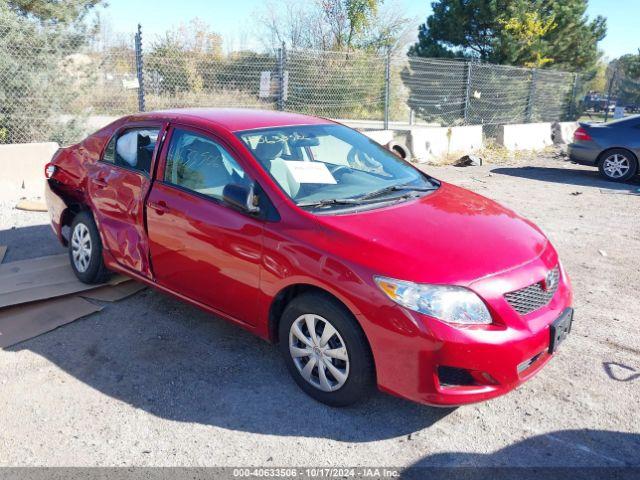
left=44, top=109, right=573, bottom=407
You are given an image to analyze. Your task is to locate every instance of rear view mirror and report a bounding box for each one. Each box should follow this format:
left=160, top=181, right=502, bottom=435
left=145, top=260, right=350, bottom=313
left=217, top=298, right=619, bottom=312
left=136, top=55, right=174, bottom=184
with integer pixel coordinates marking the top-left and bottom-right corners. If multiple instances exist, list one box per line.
left=223, top=183, right=260, bottom=214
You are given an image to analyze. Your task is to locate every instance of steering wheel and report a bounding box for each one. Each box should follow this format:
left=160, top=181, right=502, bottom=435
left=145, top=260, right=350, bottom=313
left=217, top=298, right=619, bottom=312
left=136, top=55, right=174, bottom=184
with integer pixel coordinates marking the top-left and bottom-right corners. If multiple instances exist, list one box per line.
left=327, top=163, right=351, bottom=180
left=347, top=147, right=361, bottom=168
left=347, top=147, right=385, bottom=174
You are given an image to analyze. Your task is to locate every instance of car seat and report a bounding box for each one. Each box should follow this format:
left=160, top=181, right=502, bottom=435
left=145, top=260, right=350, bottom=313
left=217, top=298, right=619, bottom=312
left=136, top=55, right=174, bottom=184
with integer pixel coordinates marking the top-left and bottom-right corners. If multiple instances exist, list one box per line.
left=254, top=134, right=300, bottom=197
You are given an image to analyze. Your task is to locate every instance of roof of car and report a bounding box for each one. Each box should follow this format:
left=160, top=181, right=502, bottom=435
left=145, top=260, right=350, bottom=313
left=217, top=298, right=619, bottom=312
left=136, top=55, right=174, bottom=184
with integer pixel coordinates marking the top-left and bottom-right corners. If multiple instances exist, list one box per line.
left=128, top=108, right=335, bottom=132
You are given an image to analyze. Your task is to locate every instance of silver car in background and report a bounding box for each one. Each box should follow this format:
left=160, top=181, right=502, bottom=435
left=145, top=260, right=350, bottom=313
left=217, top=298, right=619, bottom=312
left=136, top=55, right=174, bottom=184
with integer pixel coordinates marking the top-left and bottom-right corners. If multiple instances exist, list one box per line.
left=568, top=115, right=640, bottom=182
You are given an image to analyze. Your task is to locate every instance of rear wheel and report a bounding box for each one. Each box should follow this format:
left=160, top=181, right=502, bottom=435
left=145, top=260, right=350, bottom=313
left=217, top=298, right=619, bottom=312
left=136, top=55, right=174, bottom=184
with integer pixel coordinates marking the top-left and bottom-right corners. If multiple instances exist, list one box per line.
left=69, top=211, right=110, bottom=284
left=598, top=149, right=638, bottom=182
left=278, top=292, right=375, bottom=407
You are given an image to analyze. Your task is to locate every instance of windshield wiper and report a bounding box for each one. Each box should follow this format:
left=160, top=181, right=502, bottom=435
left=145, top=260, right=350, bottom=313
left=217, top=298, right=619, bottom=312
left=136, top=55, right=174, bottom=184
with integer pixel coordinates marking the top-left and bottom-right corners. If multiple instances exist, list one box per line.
left=297, top=198, right=362, bottom=208
left=297, top=182, right=437, bottom=209
left=297, top=194, right=408, bottom=209
left=357, top=182, right=436, bottom=201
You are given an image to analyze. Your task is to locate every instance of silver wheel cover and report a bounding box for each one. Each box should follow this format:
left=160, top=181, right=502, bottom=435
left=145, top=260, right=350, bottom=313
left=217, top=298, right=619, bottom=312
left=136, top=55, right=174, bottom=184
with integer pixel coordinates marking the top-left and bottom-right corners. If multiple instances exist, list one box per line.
left=603, top=154, right=630, bottom=179
left=289, top=314, right=350, bottom=392
left=71, top=223, right=92, bottom=273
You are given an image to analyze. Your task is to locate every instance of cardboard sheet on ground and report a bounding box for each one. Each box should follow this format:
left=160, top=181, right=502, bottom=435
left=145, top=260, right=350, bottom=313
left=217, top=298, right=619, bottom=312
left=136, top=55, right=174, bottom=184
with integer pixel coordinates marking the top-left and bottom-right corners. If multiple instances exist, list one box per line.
left=80, top=281, right=146, bottom=302
left=15, top=200, right=47, bottom=212
left=0, top=296, right=102, bottom=348
left=0, top=254, right=130, bottom=308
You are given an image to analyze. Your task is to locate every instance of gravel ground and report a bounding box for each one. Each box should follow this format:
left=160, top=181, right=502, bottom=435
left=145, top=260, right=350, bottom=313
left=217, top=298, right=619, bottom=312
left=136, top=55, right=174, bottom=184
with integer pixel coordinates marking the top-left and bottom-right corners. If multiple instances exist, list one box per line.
left=0, top=153, right=639, bottom=469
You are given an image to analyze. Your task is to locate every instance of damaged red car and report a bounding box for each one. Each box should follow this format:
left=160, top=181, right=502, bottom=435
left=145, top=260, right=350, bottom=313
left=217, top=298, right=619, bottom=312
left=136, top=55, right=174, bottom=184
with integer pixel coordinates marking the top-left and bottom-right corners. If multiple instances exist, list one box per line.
left=45, top=109, right=573, bottom=407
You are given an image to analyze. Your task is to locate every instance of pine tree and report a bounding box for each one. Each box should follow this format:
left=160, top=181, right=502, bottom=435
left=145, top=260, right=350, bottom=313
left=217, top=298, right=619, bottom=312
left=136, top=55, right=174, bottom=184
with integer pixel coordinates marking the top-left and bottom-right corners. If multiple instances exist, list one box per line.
left=409, top=0, right=606, bottom=72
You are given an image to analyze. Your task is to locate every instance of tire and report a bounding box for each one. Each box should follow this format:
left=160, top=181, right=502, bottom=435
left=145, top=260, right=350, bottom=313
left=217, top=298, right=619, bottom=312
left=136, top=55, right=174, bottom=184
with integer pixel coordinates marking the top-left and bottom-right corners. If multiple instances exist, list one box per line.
left=278, top=292, right=375, bottom=407
left=598, top=148, right=638, bottom=182
left=68, top=211, right=110, bottom=284
left=386, top=141, right=410, bottom=160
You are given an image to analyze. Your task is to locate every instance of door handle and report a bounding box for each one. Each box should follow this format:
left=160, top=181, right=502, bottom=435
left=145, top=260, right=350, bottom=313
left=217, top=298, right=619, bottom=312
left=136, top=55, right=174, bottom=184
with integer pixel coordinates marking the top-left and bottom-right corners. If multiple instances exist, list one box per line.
left=148, top=201, right=169, bottom=215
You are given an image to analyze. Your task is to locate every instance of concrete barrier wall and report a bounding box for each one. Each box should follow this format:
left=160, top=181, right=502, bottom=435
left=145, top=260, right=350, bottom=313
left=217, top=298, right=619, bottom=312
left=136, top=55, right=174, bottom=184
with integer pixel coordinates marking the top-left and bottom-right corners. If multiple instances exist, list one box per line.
left=552, top=121, right=579, bottom=144
left=360, top=130, right=395, bottom=146
left=0, top=142, right=59, bottom=200
left=497, top=122, right=553, bottom=150
left=0, top=120, right=572, bottom=202
left=409, top=125, right=483, bottom=162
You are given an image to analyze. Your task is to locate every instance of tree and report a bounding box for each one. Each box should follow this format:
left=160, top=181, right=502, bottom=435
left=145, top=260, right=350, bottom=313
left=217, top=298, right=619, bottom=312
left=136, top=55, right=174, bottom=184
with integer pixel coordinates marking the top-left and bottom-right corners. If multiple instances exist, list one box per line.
left=583, top=58, right=608, bottom=93
left=257, top=0, right=411, bottom=53
left=623, top=50, right=640, bottom=78
left=409, top=0, right=606, bottom=72
left=409, top=0, right=498, bottom=59
left=7, top=0, right=101, bottom=24
left=0, top=1, right=102, bottom=143
left=146, top=19, right=223, bottom=95
left=608, top=52, right=640, bottom=106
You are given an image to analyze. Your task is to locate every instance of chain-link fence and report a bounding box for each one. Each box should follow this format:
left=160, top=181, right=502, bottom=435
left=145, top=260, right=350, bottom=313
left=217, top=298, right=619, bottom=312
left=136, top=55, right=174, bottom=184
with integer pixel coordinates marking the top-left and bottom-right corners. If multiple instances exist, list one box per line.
left=1, top=22, right=591, bottom=145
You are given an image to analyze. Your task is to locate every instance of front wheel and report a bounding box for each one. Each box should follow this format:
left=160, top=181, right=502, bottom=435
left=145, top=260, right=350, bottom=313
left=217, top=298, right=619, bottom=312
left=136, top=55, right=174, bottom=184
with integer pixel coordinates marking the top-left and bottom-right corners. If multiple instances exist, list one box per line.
left=69, top=211, right=110, bottom=284
left=598, top=149, right=639, bottom=182
left=278, top=293, right=375, bottom=407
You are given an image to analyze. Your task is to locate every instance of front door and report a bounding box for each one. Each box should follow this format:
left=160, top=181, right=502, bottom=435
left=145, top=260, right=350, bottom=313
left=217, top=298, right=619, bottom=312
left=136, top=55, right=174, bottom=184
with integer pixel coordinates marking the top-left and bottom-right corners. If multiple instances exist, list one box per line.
left=146, top=125, right=264, bottom=325
left=87, top=123, right=164, bottom=277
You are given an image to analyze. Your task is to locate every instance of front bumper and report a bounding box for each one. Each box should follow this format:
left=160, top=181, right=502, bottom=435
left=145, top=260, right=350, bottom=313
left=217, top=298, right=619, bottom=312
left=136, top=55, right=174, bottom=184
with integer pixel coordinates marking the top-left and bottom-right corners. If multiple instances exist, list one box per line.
left=363, top=248, right=573, bottom=407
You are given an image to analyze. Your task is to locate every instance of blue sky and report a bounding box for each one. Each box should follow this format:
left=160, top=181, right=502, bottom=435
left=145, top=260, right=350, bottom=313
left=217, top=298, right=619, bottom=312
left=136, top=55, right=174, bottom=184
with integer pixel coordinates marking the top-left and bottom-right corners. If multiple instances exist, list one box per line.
left=99, top=0, right=638, bottom=59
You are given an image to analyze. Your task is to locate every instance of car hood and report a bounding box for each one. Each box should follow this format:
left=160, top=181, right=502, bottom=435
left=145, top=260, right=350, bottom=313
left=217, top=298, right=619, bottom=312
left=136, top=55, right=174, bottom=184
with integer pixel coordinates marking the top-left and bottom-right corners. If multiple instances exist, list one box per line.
left=314, top=182, right=551, bottom=286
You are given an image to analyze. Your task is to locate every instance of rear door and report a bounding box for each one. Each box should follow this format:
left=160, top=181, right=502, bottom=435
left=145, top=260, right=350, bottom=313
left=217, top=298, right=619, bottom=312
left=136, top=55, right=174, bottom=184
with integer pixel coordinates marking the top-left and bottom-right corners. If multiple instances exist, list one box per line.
left=87, top=122, right=166, bottom=277
left=146, top=124, right=264, bottom=325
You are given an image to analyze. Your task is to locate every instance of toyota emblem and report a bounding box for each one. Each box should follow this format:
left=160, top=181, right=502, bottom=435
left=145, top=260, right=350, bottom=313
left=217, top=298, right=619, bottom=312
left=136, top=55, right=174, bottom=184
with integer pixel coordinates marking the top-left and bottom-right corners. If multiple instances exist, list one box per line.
left=543, top=270, right=556, bottom=291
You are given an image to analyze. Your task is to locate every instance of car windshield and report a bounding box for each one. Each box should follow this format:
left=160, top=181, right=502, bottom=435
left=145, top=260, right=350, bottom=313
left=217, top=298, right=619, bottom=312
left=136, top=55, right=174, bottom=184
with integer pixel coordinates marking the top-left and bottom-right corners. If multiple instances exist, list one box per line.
left=236, top=124, right=437, bottom=210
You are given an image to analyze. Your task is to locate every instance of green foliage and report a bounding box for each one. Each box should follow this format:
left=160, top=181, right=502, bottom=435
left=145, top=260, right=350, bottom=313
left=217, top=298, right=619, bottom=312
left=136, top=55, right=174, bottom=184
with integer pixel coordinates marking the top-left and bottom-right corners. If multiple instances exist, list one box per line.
left=409, top=0, right=500, bottom=59
left=7, top=0, right=101, bottom=24
left=260, top=0, right=398, bottom=53
left=146, top=34, right=192, bottom=95
left=410, top=0, right=606, bottom=72
left=319, top=0, right=381, bottom=49
left=583, top=58, right=608, bottom=92
left=145, top=21, right=276, bottom=100
left=499, top=11, right=557, bottom=68
left=619, top=50, right=640, bottom=79
left=0, top=2, right=98, bottom=143
left=285, top=49, right=386, bottom=120
left=609, top=52, right=640, bottom=105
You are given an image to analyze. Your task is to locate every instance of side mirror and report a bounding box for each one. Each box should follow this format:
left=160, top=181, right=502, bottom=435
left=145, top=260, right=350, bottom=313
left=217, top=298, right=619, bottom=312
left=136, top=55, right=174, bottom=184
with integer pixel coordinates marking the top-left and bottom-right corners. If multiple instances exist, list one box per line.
left=223, top=183, right=260, bottom=214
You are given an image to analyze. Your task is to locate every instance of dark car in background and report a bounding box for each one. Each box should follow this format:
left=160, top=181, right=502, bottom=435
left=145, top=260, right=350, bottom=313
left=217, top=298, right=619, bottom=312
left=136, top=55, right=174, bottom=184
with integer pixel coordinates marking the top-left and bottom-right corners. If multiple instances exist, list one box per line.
left=568, top=115, right=640, bottom=182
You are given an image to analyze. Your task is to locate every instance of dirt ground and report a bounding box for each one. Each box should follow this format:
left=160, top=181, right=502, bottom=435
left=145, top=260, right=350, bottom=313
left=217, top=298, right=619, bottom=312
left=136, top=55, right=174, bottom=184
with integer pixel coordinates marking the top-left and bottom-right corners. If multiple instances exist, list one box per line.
left=0, top=151, right=639, bottom=470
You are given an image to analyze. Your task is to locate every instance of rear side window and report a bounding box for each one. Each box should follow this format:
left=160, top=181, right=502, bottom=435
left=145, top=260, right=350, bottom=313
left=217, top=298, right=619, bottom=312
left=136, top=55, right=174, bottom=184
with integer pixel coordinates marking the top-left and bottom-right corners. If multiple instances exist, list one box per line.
left=102, top=128, right=160, bottom=174
left=102, top=136, right=116, bottom=163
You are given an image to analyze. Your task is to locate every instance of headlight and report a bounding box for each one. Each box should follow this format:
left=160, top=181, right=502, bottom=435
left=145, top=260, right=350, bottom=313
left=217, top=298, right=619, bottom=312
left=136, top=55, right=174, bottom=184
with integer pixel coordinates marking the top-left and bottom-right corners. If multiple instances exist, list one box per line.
left=374, top=276, right=492, bottom=325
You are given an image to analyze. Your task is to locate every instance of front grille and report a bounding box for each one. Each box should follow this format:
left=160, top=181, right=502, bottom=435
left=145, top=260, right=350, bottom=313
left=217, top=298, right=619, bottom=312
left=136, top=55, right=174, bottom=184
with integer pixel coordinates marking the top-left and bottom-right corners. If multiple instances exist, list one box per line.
left=505, top=267, right=559, bottom=315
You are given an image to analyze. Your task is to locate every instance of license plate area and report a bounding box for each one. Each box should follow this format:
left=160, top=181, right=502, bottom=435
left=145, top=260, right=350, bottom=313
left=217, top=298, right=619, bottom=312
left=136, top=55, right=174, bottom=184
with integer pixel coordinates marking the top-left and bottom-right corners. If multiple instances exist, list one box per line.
left=549, top=308, right=573, bottom=354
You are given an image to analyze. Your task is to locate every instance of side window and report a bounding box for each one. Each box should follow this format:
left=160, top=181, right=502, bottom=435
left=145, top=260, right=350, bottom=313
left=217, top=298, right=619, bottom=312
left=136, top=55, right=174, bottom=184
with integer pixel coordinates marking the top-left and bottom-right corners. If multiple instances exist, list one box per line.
left=102, top=136, right=116, bottom=164
left=164, top=129, right=249, bottom=200
left=113, top=128, right=160, bottom=174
